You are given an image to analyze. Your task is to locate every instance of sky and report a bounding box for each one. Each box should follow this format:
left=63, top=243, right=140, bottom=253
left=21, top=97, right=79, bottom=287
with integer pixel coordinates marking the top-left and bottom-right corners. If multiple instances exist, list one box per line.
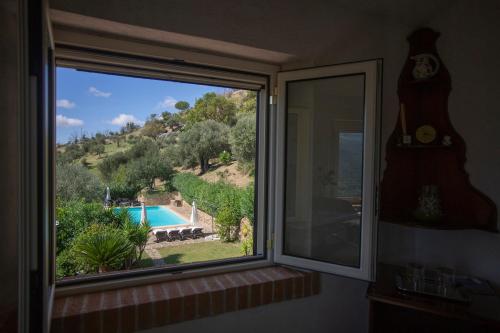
left=56, top=67, right=226, bottom=143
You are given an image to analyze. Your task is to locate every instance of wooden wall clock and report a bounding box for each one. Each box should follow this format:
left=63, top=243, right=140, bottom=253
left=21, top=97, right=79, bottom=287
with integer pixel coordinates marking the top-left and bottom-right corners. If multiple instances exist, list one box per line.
left=380, top=28, right=497, bottom=231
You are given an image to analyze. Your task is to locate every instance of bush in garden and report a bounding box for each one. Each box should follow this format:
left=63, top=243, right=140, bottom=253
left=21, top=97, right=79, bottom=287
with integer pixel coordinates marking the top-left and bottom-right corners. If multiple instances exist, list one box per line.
left=72, top=224, right=134, bottom=273
left=215, top=207, right=240, bottom=242
left=219, top=150, right=232, bottom=165
left=56, top=249, right=81, bottom=279
left=56, top=200, right=126, bottom=254
left=240, top=185, right=255, bottom=224
left=56, top=163, right=104, bottom=202
left=172, top=173, right=254, bottom=227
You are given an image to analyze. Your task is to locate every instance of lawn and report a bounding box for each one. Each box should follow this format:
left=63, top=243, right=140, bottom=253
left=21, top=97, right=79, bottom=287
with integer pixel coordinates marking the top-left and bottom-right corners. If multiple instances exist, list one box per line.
left=157, top=241, right=243, bottom=265
left=134, top=251, right=154, bottom=268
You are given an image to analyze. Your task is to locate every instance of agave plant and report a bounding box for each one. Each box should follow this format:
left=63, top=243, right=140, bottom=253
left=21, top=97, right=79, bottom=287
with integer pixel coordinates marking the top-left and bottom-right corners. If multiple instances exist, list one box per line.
left=72, top=224, right=134, bottom=273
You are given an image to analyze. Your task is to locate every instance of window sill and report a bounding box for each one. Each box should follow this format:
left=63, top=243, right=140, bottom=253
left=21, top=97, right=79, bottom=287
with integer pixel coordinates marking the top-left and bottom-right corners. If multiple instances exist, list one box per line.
left=51, top=266, right=320, bottom=332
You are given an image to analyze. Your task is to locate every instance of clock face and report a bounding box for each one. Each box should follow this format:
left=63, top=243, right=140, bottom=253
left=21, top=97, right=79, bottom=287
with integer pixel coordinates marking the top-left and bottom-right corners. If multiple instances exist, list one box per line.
left=416, top=125, right=437, bottom=144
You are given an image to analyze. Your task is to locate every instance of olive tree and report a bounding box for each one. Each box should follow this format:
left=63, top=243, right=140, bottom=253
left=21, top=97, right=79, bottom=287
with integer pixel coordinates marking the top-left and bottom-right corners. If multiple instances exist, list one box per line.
left=230, top=114, right=256, bottom=166
left=178, top=120, right=229, bottom=173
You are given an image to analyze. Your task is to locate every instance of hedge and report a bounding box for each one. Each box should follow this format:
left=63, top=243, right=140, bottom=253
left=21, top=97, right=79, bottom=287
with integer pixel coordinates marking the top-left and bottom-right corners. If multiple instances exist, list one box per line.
left=172, top=173, right=254, bottom=224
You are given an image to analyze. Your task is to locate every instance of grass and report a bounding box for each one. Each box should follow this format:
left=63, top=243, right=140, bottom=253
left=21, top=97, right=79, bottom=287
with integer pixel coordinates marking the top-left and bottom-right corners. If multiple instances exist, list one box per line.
left=157, top=241, right=243, bottom=265
left=134, top=251, right=155, bottom=268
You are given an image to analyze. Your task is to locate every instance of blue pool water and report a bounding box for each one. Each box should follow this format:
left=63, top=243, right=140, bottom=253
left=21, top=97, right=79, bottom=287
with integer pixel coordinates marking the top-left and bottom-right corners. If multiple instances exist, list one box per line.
left=114, top=206, right=187, bottom=227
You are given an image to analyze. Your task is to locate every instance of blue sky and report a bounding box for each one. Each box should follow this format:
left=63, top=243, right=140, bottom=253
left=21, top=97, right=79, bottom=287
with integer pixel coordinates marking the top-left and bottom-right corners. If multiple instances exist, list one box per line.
left=56, top=67, right=226, bottom=143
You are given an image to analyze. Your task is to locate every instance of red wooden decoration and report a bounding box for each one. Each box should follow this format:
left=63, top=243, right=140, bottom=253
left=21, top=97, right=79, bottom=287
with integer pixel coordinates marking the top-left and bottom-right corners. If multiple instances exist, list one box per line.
left=380, top=28, right=497, bottom=231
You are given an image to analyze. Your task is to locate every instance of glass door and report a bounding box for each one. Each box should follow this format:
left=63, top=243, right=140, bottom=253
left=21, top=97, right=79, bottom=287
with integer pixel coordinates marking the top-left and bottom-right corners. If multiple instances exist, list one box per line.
left=274, top=60, right=381, bottom=280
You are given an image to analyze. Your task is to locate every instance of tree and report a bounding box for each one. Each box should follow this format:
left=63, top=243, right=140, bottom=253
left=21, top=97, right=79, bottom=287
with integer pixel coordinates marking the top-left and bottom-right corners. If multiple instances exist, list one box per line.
left=91, top=143, right=105, bottom=156
left=229, top=114, right=256, bottom=166
left=239, top=91, right=257, bottom=114
left=174, top=101, right=190, bottom=111
left=124, top=153, right=174, bottom=190
left=162, top=111, right=184, bottom=131
left=178, top=120, right=230, bottom=173
left=56, top=163, right=105, bottom=202
left=142, top=118, right=165, bottom=138
left=185, top=93, right=237, bottom=126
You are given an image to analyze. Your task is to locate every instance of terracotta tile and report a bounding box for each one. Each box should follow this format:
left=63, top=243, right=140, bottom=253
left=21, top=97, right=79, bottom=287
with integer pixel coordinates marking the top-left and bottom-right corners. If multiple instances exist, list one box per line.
left=117, top=289, right=136, bottom=332
left=50, top=317, right=64, bottom=333
left=312, top=271, right=320, bottom=294
left=101, top=308, right=119, bottom=333
left=152, top=284, right=169, bottom=327
left=82, top=311, right=101, bottom=333
left=261, top=281, right=273, bottom=304
left=303, top=273, right=312, bottom=297
left=51, top=298, right=67, bottom=319
left=293, top=275, right=304, bottom=298
left=210, top=289, right=225, bottom=315
left=193, top=280, right=210, bottom=318
left=273, top=279, right=285, bottom=302
left=63, top=295, right=85, bottom=318
left=61, top=314, right=83, bottom=333
left=166, top=282, right=183, bottom=323
left=229, top=274, right=249, bottom=310
left=51, top=267, right=319, bottom=332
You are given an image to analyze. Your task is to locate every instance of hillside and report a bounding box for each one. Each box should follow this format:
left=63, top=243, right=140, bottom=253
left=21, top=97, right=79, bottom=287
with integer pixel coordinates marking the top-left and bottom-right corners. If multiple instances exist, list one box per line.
left=56, top=89, right=256, bottom=187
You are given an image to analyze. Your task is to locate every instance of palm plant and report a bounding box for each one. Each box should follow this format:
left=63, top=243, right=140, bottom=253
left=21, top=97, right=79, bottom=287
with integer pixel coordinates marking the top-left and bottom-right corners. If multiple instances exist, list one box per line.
left=72, top=224, right=134, bottom=273
left=122, top=218, right=151, bottom=267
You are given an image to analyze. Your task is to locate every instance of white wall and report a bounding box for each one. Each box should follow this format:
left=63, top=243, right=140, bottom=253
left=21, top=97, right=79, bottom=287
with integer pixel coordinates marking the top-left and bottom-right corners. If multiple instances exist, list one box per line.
left=48, top=0, right=500, bottom=332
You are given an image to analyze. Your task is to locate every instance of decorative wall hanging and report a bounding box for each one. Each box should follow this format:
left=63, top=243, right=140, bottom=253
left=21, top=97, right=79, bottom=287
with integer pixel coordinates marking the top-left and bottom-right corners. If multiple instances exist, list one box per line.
left=380, top=28, right=497, bottom=231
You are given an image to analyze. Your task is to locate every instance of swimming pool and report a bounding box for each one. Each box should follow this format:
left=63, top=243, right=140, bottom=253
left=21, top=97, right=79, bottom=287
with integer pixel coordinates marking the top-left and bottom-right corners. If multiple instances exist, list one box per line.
left=114, top=206, right=188, bottom=228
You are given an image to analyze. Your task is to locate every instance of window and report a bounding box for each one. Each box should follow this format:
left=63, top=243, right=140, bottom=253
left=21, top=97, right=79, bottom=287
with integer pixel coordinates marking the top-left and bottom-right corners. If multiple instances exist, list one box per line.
left=53, top=47, right=270, bottom=285
left=274, top=60, right=381, bottom=280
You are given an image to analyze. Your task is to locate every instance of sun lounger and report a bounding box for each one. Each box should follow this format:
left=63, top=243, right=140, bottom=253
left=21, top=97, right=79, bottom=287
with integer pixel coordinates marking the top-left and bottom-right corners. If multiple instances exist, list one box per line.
left=179, top=227, right=193, bottom=240
left=154, top=229, right=168, bottom=242
left=191, top=227, right=204, bottom=239
left=167, top=229, right=181, bottom=241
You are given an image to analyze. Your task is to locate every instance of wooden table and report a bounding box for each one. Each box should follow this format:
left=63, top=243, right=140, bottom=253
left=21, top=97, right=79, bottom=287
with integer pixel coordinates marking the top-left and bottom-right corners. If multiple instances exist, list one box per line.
left=367, top=264, right=500, bottom=332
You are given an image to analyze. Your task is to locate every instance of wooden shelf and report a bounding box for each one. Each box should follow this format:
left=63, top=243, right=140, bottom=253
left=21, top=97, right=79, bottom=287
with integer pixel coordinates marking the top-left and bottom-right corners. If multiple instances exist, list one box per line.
left=380, top=28, right=497, bottom=232
left=396, top=144, right=451, bottom=149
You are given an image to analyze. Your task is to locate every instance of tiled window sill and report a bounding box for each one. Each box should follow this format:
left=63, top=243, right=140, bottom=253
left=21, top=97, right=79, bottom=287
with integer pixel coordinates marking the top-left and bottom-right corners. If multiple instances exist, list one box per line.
left=51, top=266, right=320, bottom=333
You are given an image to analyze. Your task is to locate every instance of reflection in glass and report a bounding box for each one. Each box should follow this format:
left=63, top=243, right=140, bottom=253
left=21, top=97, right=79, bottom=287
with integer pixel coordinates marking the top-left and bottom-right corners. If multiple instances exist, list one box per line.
left=283, top=74, right=365, bottom=267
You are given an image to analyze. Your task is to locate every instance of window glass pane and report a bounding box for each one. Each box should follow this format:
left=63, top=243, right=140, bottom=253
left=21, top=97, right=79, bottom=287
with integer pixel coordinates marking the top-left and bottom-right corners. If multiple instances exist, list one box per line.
left=283, top=74, right=365, bottom=268
left=55, top=67, right=260, bottom=281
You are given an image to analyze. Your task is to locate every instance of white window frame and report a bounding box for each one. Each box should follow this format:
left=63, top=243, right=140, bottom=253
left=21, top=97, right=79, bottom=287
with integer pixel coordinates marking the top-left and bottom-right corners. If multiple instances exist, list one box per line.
left=273, top=60, right=382, bottom=281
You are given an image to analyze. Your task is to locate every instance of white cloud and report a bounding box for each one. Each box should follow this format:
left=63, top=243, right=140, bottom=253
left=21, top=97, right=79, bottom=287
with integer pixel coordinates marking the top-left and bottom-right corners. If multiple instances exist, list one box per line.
left=56, top=99, right=75, bottom=109
left=156, top=96, right=177, bottom=110
left=109, top=114, right=144, bottom=126
left=89, top=86, right=111, bottom=98
left=56, top=115, right=84, bottom=127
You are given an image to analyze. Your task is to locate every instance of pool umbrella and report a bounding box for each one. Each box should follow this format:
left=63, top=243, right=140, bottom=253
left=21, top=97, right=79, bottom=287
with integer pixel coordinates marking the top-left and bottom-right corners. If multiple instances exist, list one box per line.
left=140, top=202, right=147, bottom=225
left=190, top=201, right=198, bottom=225
left=105, top=186, right=111, bottom=202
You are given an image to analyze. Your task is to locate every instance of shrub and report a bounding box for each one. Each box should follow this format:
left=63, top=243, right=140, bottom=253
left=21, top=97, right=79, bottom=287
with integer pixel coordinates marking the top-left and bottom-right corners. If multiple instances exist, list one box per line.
left=122, top=219, right=151, bottom=266
left=240, top=235, right=253, bottom=256
left=72, top=224, right=134, bottom=273
left=56, top=249, right=81, bottom=279
left=240, top=185, right=255, bottom=224
left=56, top=163, right=105, bottom=203
left=219, top=150, right=232, bottom=165
left=56, top=200, right=127, bottom=254
left=215, top=207, right=240, bottom=242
